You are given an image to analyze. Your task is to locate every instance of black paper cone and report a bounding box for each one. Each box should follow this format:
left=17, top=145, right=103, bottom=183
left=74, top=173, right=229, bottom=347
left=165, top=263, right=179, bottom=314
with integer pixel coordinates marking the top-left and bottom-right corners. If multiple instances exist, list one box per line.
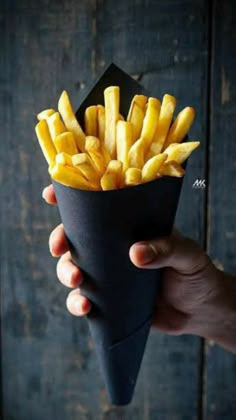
left=52, top=64, right=185, bottom=405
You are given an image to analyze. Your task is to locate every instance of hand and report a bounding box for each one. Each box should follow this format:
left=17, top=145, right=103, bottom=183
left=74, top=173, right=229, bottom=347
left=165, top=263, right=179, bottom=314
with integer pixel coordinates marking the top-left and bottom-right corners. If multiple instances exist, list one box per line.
left=43, top=184, right=236, bottom=353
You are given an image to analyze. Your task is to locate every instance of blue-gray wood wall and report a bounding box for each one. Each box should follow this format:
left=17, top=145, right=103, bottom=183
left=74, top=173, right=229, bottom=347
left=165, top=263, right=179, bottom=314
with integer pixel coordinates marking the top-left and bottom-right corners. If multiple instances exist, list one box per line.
left=1, top=0, right=236, bottom=419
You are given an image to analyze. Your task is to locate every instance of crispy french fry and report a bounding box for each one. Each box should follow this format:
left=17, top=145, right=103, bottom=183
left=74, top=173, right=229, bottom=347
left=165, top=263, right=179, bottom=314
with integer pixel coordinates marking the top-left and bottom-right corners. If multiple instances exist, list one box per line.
left=164, top=141, right=200, bottom=164
left=158, top=160, right=185, bottom=177
left=84, top=105, right=97, bottom=136
left=97, top=105, right=105, bottom=142
left=104, top=86, right=120, bottom=158
left=127, top=95, right=147, bottom=143
left=37, top=109, right=56, bottom=120
left=142, top=153, right=168, bottom=183
left=125, top=168, right=142, bottom=186
left=58, top=90, right=86, bottom=152
left=101, top=174, right=117, bottom=191
left=128, top=137, right=145, bottom=169
left=116, top=121, right=133, bottom=172
left=54, top=132, right=78, bottom=155
left=164, top=107, right=195, bottom=148
left=35, top=120, right=57, bottom=165
left=141, top=97, right=161, bottom=154
left=55, top=152, right=73, bottom=166
left=147, top=94, right=177, bottom=157
left=47, top=112, right=66, bottom=140
left=72, top=153, right=100, bottom=187
left=119, top=113, right=124, bottom=121
left=101, top=160, right=123, bottom=190
left=85, top=136, right=109, bottom=175
left=50, top=163, right=94, bottom=190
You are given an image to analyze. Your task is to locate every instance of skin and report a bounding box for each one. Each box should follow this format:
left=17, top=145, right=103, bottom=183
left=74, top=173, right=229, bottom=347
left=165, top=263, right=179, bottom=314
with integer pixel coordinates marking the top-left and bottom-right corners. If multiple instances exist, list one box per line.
left=42, top=184, right=236, bottom=353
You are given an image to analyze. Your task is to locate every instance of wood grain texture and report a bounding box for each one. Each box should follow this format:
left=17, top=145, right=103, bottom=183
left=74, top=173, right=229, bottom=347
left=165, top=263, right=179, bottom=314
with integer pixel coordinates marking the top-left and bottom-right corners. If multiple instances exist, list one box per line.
left=205, top=1, right=236, bottom=419
left=0, top=0, right=221, bottom=419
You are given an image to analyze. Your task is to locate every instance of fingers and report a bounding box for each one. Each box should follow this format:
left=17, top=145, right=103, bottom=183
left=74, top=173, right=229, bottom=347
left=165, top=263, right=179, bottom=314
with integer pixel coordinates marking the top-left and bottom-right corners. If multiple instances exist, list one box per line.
left=49, top=223, right=69, bottom=256
left=42, top=184, right=57, bottom=205
left=57, top=251, right=82, bottom=288
left=130, top=231, right=210, bottom=274
left=66, top=288, right=92, bottom=316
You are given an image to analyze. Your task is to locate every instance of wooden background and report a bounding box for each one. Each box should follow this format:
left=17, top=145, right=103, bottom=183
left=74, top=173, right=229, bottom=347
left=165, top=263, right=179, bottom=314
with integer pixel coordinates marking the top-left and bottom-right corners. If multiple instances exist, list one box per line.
left=1, top=0, right=236, bottom=418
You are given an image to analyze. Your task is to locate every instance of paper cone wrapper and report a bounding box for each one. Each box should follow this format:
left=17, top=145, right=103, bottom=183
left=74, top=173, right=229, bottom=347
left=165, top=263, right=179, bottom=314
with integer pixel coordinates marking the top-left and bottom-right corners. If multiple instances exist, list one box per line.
left=52, top=64, right=185, bottom=405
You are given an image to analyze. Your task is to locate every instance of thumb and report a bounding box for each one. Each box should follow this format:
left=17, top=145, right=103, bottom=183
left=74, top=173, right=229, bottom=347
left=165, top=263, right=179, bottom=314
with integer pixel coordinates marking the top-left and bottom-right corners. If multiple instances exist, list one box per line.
left=129, top=231, right=210, bottom=275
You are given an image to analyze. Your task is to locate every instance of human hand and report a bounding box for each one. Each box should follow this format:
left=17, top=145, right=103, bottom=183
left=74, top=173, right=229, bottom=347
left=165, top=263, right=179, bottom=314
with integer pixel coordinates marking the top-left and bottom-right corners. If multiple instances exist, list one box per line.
left=43, top=184, right=236, bottom=352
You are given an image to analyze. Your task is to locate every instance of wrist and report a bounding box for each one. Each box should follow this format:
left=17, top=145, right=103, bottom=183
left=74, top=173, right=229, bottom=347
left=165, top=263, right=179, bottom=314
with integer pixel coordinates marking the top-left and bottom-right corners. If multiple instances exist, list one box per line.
left=189, top=270, right=236, bottom=352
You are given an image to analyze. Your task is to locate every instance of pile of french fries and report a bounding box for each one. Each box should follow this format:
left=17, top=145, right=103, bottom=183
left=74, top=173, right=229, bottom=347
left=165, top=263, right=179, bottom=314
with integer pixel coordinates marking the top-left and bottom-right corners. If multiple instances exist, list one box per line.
left=35, top=87, right=200, bottom=190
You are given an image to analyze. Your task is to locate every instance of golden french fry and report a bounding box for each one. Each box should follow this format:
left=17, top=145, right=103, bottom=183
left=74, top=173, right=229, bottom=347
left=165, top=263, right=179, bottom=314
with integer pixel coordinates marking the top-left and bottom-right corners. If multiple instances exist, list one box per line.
left=50, top=163, right=94, bottom=190
left=97, top=105, right=105, bottom=142
left=142, top=153, right=168, bottom=183
left=72, top=153, right=100, bottom=187
left=55, top=152, right=73, bottom=166
left=141, top=97, right=161, bottom=154
left=58, top=90, right=86, bottom=152
left=85, top=136, right=109, bottom=175
left=37, top=109, right=56, bottom=120
left=125, top=168, right=142, bottom=186
left=128, top=137, right=145, bottom=169
left=127, top=95, right=147, bottom=120
left=101, top=160, right=123, bottom=190
left=147, top=94, right=177, bottom=157
left=119, top=113, right=124, bottom=121
left=127, top=95, right=148, bottom=143
left=158, top=160, right=185, bottom=177
left=116, top=121, right=133, bottom=172
left=47, top=112, right=66, bottom=140
left=84, top=105, right=97, bottom=136
left=164, top=107, right=195, bottom=148
left=104, top=86, right=120, bottom=158
left=35, top=120, right=57, bottom=165
left=164, top=141, right=200, bottom=164
left=101, top=174, right=117, bottom=191
left=54, top=132, right=78, bottom=155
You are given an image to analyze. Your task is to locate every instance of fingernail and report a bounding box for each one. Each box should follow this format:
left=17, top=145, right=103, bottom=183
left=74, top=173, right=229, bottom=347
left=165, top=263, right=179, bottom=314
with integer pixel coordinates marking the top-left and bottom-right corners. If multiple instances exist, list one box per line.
left=75, top=300, right=83, bottom=314
left=42, top=188, right=47, bottom=199
left=135, top=243, right=158, bottom=264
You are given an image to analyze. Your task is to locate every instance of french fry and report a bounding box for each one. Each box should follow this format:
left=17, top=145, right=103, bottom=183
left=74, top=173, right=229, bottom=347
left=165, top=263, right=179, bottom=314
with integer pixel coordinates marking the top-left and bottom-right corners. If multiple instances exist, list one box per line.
left=158, top=160, right=185, bottom=177
left=125, top=168, right=142, bottom=186
left=72, top=153, right=100, bottom=187
left=47, top=112, right=66, bottom=140
left=37, top=109, right=56, bottom=120
left=140, top=97, right=161, bottom=154
left=147, top=94, right=176, bottom=158
left=164, top=141, right=200, bottom=164
left=56, top=152, right=73, bottom=166
left=116, top=121, right=133, bottom=172
left=164, top=107, right=195, bottom=148
left=84, top=105, right=97, bottom=136
left=101, top=160, right=123, bottom=190
left=119, top=113, right=124, bottom=121
left=85, top=136, right=109, bottom=175
left=142, top=153, right=168, bottom=183
left=58, top=90, right=86, bottom=152
left=104, top=86, right=120, bottom=158
left=127, top=95, right=147, bottom=143
left=35, top=120, right=57, bottom=165
left=54, top=132, right=78, bottom=155
left=100, top=174, right=117, bottom=191
left=50, top=163, right=94, bottom=190
left=97, top=105, right=105, bottom=142
left=128, top=137, right=145, bottom=169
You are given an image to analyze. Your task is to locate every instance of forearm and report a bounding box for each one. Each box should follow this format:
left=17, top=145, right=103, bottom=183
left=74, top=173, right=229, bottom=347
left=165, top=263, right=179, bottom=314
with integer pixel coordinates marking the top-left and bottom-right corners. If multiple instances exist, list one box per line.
left=191, top=271, right=236, bottom=353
